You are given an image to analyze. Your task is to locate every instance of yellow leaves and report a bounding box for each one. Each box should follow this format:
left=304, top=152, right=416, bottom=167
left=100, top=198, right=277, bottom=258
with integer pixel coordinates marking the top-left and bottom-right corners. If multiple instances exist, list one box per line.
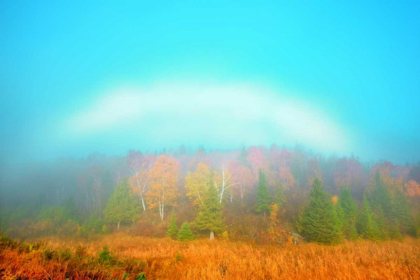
left=147, top=155, right=180, bottom=210
left=185, top=163, right=211, bottom=206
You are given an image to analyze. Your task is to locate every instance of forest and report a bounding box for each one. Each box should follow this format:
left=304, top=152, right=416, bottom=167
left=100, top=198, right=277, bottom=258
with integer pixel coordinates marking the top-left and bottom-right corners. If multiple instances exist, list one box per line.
left=1, top=145, right=420, bottom=279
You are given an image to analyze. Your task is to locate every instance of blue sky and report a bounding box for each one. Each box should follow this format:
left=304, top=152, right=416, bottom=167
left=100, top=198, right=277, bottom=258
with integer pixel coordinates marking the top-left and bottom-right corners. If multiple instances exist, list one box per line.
left=0, top=1, right=419, bottom=164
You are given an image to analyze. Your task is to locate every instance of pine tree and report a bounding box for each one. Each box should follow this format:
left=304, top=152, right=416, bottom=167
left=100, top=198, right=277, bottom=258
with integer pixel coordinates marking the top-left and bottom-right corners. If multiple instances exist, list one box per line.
left=389, top=219, right=403, bottom=241
left=273, top=182, right=286, bottom=210
left=104, top=179, right=140, bottom=230
left=372, top=177, right=393, bottom=218
left=166, top=210, right=178, bottom=239
left=337, top=187, right=358, bottom=240
left=300, top=178, right=343, bottom=244
left=192, top=175, right=225, bottom=240
left=177, top=222, right=195, bottom=241
left=255, top=169, right=271, bottom=215
left=357, top=195, right=381, bottom=240
left=375, top=206, right=390, bottom=240
left=393, top=189, right=416, bottom=236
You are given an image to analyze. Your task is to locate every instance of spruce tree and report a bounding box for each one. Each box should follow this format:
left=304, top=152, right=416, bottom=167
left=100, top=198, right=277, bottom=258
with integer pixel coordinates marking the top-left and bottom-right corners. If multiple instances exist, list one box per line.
left=393, top=189, right=416, bottom=236
left=177, top=222, right=195, bottom=241
left=255, top=169, right=271, bottom=215
left=357, top=195, right=381, bottom=240
left=104, top=179, right=140, bottom=230
left=166, top=210, right=178, bottom=239
left=389, top=220, right=403, bottom=241
left=300, top=178, right=343, bottom=244
left=337, top=187, right=358, bottom=240
left=372, top=175, right=393, bottom=219
left=192, top=175, right=225, bottom=240
left=273, top=182, right=286, bottom=210
left=375, top=206, right=390, bottom=240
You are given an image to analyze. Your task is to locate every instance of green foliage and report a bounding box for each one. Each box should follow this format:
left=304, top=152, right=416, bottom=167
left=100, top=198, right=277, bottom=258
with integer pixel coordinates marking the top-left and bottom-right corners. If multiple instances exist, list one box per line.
left=372, top=175, right=393, bottom=219
left=300, top=178, right=343, bottom=244
left=178, top=222, right=195, bottom=241
left=389, top=220, right=403, bottom=241
left=136, top=273, right=147, bottom=280
left=357, top=195, right=381, bottom=241
left=166, top=211, right=178, bottom=239
left=98, top=245, right=114, bottom=264
left=393, top=189, right=417, bottom=236
left=192, top=175, right=225, bottom=237
left=375, top=206, right=390, bottom=240
left=273, top=182, right=286, bottom=210
left=104, top=179, right=141, bottom=229
left=79, top=214, right=106, bottom=237
left=337, top=187, right=358, bottom=240
left=255, top=169, right=271, bottom=215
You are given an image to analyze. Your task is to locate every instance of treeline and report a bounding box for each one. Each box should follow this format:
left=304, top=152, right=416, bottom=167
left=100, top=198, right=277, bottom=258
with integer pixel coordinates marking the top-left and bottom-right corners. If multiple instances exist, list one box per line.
left=1, top=145, right=419, bottom=244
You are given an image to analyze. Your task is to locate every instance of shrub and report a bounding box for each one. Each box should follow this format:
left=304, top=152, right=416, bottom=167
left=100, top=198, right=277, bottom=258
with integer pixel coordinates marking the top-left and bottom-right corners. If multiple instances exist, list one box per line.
left=98, top=245, right=113, bottom=264
left=177, top=222, right=195, bottom=241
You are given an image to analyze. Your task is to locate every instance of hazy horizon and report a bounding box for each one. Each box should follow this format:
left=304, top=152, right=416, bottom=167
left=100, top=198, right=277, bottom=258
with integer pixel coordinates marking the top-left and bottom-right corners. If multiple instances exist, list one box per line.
left=1, top=1, right=419, bottom=166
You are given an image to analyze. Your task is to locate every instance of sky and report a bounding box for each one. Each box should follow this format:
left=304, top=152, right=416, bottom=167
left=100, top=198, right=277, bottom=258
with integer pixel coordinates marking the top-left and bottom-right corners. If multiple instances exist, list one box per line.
left=0, top=1, right=419, bottom=165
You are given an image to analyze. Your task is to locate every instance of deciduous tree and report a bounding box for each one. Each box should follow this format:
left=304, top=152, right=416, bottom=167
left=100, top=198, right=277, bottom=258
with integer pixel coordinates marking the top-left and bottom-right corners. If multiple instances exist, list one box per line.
left=147, top=155, right=180, bottom=221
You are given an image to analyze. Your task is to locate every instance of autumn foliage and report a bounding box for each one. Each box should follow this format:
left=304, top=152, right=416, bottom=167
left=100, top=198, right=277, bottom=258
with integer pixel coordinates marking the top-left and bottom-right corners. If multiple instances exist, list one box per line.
left=1, top=233, right=420, bottom=280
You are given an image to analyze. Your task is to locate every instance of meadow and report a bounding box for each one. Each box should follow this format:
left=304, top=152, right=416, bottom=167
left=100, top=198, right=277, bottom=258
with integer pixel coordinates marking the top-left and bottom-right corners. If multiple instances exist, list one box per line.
left=1, top=233, right=419, bottom=280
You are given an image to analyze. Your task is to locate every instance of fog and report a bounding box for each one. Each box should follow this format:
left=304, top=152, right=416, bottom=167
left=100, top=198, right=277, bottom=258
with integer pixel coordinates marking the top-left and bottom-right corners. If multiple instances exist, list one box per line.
left=0, top=1, right=420, bottom=255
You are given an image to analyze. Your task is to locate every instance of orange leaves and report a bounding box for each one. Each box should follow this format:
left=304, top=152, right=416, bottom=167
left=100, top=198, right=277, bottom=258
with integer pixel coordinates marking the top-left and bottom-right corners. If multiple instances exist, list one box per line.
left=279, top=166, right=296, bottom=190
left=147, top=155, right=181, bottom=220
left=405, top=180, right=420, bottom=197
left=2, top=233, right=420, bottom=280
left=228, top=161, right=254, bottom=202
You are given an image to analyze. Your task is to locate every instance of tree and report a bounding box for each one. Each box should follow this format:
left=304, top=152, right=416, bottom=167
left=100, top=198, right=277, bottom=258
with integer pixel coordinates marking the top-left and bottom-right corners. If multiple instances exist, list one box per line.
left=166, top=210, right=179, bottom=239
left=273, top=182, right=286, bottom=210
left=229, top=161, right=253, bottom=204
left=147, top=155, right=180, bottom=221
left=357, top=195, right=381, bottom=240
left=104, top=179, right=140, bottom=230
left=255, top=169, right=271, bottom=215
left=337, top=187, right=358, bottom=240
left=300, top=178, right=343, bottom=244
left=178, top=222, right=195, bottom=241
left=185, top=163, right=211, bottom=206
left=192, top=175, right=225, bottom=240
left=214, top=165, right=237, bottom=204
left=128, top=151, right=155, bottom=212
left=393, top=189, right=417, bottom=236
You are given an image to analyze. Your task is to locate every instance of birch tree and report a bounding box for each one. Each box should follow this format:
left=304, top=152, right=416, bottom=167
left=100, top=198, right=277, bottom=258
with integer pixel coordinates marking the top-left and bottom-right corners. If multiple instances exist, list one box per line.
left=147, top=155, right=180, bottom=221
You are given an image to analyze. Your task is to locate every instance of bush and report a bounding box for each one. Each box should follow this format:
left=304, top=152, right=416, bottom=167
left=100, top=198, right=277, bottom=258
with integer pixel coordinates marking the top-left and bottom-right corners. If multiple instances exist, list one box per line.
left=98, top=245, right=113, bottom=264
left=177, top=222, right=195, bottom=241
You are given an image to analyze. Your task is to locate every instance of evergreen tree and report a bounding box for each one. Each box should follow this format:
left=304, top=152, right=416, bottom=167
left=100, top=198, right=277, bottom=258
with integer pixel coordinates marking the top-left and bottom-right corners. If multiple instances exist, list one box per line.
left=372, top=175, right=393, bottom=219
left=357, top=195, right=381, bottom=240
left=177, top=222, right=195, bottom=241
left=375, top=206, right=390, bottom=240
left=192, top=175, right=225, bottom=240
left=166, top=210, right=178, bottom=239
left=104, top=179, right=140, bottom=230
left=300, top=178, right=343, bottom=244
left=337, top=187, right=358, bottom=240
left=273, top=182, right=286, bottom=210
left=389, top=219, right=403, bottom=241
left=393, top=189, right=416, bottom=236
left=255, top=169, right=271, bottom=215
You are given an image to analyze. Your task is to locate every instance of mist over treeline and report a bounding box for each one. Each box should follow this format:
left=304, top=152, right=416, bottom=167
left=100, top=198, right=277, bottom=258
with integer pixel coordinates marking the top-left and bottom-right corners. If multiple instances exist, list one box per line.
left=1, top=144, right=419, bottom=243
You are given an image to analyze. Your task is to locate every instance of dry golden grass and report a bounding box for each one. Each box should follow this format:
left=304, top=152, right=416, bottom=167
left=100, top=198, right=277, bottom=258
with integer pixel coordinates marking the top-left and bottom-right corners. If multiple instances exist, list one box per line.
left=1, top=233, right=420, bottom=280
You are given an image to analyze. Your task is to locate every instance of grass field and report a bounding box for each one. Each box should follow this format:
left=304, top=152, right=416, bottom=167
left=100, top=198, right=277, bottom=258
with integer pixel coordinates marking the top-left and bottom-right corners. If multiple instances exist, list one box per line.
left=1, top=233, right=419, bottom=280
